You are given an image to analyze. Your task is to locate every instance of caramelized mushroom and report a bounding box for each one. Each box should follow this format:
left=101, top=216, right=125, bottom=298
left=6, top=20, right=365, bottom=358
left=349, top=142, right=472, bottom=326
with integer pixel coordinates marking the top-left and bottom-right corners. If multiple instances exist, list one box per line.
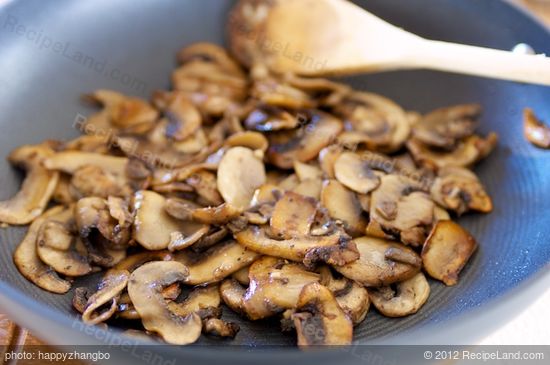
left=422, top=220, right=477, bottom=286
left=292, top=282, right=353, bottom=346
left=320, top=180, right=367, bottom=237
left=334, top=236, right=420, bottom=287
left=82, top=269, right=129, bottom=325
left=369, top=272, right=430, bottom=317
left=44, top=152, right=128, bottom=176
left=0, top=143, right=59, bottom=225
left=217, top=147, right=266, bottom=210
left=431, top=167, right=492, bottom=214
left=168, top=284, right=221, bottom=318
left=128, top=261, right=202, bottom=345
left=367, top=175, right=434, bottom=247
left=219, top=278, right=247, bottom=315
left=334, top=152, right=380, bottom=194
left=203, top=318, right=240, bottom=338
left=523, top=108, right=550, bottom=149
left=269, top=191, right=318, bottom=239
left=13, top=206, right=71, bottom=293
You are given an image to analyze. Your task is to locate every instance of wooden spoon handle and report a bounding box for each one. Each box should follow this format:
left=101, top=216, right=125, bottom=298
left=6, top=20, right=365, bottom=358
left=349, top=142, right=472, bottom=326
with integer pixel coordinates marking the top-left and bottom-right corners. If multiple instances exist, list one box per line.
left=410, top=39, right=550, bottom=85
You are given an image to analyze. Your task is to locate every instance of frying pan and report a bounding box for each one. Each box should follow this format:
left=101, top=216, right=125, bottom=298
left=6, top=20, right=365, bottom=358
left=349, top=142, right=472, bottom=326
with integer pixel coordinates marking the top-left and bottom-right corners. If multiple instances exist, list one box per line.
left=0, top=0, right=549, bottom=364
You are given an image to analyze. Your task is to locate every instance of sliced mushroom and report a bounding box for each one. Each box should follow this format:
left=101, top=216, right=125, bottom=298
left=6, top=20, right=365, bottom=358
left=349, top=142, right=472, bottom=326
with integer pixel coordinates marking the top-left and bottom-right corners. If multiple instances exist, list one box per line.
left=267, top=110, right=343, bottom=169
left=318, top=145, right=343, bottom=179
left=269, top=191, right=318, bottom=239
left=113, top=250, right=173, bottom=272
left=292, top=282, right=353, bottom=346
left=242, top=257, right=320, bottom=320
left=407, top=133, right=498, bottom=170
left=44, top=152, right=128, bottom=176
left=168, top=225, right=210, bottom=252
left=36, top=208, right=92, bottom=277
left=161, top=92, right=202, bottom=141
left=186, top=170, right=224, bottom=206
left=523, top=108, right=550, bottom=149
left=70, top=165, right=132, bottom=198
left=175, top=240, right=261, bottom=285
left=334, top=236, right=420, bottom=287
left=367, top=174, right=434, bottom=247
left=13, top=206, right=71, bottom=293
left=430, top=166, right=492, bottom=214
left=319, top=266, right=370, bottom=325
left=191, top=226, right=230, bottom=252
left=168, top=284, right=221, bottom=318
left=369, top=272, right=430, bottom=317
left=52, top=174, right=76, bottom=205
left=226, top=131, right=269, bottom=152
left=244, top=105, right=300, bottom=132
left=72, top=287, right=90, bottom=314
left=0, top=143, right=59, bottom=225
left=82, top=269, right=130, bottom=324
left=232, top=265, right=250, bottom=285
left=335, top=91, right=410, bottom=152
left=422, top=220, right=477, bottom=286
left=320, top=180, right=367, bottom=237
left=217, top=146, right=266, bottom=210
left=133, top=190, right=204, bottom=250
left=334, top=152, right=380, bottom=194
left=235, top=225, right=357, bottom=265
left=220, top=278, right=247, bottom=315
left=203, top=318, right=240, bottom=338
left=412, top=104, right=480, bottom=148
left=165, top=199, right=242, bottom=225
left=127, top=261, right=202, bottom=345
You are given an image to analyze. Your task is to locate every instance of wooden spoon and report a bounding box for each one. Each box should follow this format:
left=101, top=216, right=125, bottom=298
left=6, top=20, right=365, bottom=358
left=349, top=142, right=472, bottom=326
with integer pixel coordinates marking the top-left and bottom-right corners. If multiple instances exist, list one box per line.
left=228, top=0, right=550, bottom=85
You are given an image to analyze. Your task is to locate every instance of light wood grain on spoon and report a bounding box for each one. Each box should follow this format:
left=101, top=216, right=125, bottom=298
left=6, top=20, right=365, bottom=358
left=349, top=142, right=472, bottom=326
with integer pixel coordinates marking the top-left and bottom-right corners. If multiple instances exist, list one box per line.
left=228, top=0, right=550, bottom=86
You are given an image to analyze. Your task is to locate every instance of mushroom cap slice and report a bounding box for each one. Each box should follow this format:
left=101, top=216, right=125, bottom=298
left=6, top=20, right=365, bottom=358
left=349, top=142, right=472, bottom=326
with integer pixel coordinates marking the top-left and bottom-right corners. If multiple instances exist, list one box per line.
left=412, top=104, right=480, bottom=148
left=234, top=225, right=355, bottom=265
left=128, top=261, right=202, bottom=345
left=13, top=206, right=71, bottom=294
left=44, top=152, right=128, bottom=176
left=175, top=240, right=261, bottom=285
left=523, top=108, right=550, bottom=149
left=334, top=236, right=420, bottom=287
left=367, top=174, right=434, bottom=247
left=0, top=143, right=59, bottom=225
left=269, top=191, right=318, bottom=239
left=407, top=133, right=498, bottom=170
left=242, top=257, right=320, bottom=320
left=133, top=190, right=203, bottom=250
left=114, top=251, right=173, bottom=272
left=168, top=225, right=210, bottom=252
left=267, top=111, right=343, bottom=169
left=203, top=318, right=240, bottom=338
left=165, top=199, right=242, bottom=225
left=334, top=152, right=380, bottom=194
left=292, top=283, right=353, bottom=346
left=168, top=284, right=221, bottom=318
left=320, top=180, right=367, bottom=237
left=422, top=220, right=477, bottom=286
left=162, top=93, right=202, bottom=141
left=220, top=278, right=247, bottom=315
left=217, top=146, right=266, bottom=210
left=36, top=209, right=92, bottom=277
left=369, top=272, right=430, bottom=317
left=82, top=269, right=130, bottom=324
left=430, top=166, right=492, bottom=214
left=318, top=145, right=343, bottom=179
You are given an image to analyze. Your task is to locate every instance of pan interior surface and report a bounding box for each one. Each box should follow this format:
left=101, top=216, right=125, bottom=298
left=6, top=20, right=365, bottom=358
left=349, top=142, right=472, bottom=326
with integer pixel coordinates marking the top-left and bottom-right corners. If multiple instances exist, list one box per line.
left=0, top=0, right=549, bottom=348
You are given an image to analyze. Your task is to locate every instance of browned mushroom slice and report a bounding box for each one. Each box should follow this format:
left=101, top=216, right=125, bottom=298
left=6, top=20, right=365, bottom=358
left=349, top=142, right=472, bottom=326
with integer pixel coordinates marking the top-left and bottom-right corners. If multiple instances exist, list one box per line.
left=242, top=257, right=320, bottom=320
left=226, top=131, right=269, bottom=152
left=267, top=111, right=343, bottom=169
left=72, top=287, right=90, bottom=314
left=44, top=152, right=128, bottom=176
left=82, top=269, right=130, bottom=324
left=159, top=92, right=202, bottom=141
left=175, top=240, right=260, bottom=285
left=70, top=165, right=132, bottom=199
left=177, top=42, right=245, bottom=76
left=168, top=285, right=221, bottom=318
left=217, top=146, right=266, bottom=210
left=430, top=167, right=492, bottom=214
left=422, top=220, right=477, bottom=286
left=36, top=209, right=92, bottom=277
left=252, top=76, right=316, bottom=109
left=234, top=226, right=355, bottom=265
left=318, top=267, right=370, bottom=325
left=334, top=236, right=420, bottom=287
left=62, top=135, right=110, bottom=153
left=367, top=174, right=434, bottom=247
left=320, top=180, right=367, bottom=237
left=250, top=184, right=283, bottom=206
left=270, top=191, right=317, bottom=239
left=203, top=318, right=240, bottom=338
left=114, top=251, right=173, bottom=272
left=292, top=282, right=353, bottom=346
left=369, top=272, right=430, bottom=317
left=13, top=206, right=71, bottom=294
left=186, top=170, right=224, bottom=206
left=244, top=105, right=300, bottom=132
left=132, top=190, right=204, bottom=250
left=0, top=143, right=59, bottom=225
left=232, top=265, right=250, bottom=286
left=52, top=174, right=76, bottom=205
left=294, top=161, right=322, bottom=181
left=318, top=145, right=343, bottom=179
left=412, top=104, right=480, bottom=148
left=168, top=225, right=210, bottom=252
left=219, top=278, right=247, bottom=315
left=284, top=74, right=351, bottom=107
left=165, top=198, right=242, bottom=225
left=85, top=89, right=158, bottom=132
left=523, top=108, right=550, bottom=149
left=406, top=133, right=498, bottom=170
left=334, top=152, right=380, bottom=194
left=127, top=261, right=202, bottom=345
left=335, top=91, right=410, bottom=153
left=433, top=206, right=451, bottom=222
